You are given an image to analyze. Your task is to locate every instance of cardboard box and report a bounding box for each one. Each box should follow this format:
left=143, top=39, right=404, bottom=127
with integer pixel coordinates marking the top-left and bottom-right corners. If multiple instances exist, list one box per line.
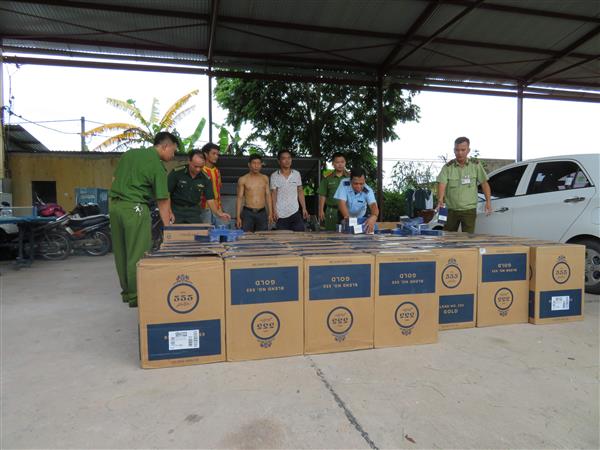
left=162, top=224, right=212, bottom=242
left=225, top=255, right=304, bottom=361
left=303, top=253, right=374, bottom=354
left=374, top=250, right=438, bottom=347
left=137, top=256, right=226, bottom=368
left=529, top=243, right=585, bottom=324
left=432, top=246, right=478, bottom=330
left=376, top=222, right=400, bottom=230
left=477, top=245, right=529, bottom=327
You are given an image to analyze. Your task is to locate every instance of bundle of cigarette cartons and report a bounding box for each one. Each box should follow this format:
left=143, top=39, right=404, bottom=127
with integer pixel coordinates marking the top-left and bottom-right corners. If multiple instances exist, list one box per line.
left=136, top=229, right=585, bottom=368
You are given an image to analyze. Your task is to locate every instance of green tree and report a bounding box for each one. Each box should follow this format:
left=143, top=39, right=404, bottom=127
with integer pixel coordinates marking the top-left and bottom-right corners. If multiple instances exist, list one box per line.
left=84, top=90, right=202, bottom=152
left=389, top=160, right=436, bottom=192
left=214, top=78, right=419, bottom=179
left=212, top=122, right=265, bottom=156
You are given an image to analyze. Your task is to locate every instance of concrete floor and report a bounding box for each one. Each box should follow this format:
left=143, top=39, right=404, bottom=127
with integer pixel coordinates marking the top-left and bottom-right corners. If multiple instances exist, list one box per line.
left=1, top=255, right=598, bottom=450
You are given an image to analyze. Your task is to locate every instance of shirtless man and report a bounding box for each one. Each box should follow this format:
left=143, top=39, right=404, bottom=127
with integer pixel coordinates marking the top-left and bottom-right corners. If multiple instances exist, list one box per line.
left=236, top=154, right=273, bottom=231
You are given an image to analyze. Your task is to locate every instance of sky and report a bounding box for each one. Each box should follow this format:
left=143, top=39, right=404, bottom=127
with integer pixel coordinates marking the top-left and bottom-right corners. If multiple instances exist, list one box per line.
left=3, top=63, right=599, bottom=186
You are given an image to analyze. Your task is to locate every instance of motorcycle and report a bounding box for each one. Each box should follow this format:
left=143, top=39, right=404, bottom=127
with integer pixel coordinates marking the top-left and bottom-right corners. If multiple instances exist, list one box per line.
left=0, top=216, right=72, bottom=262
left=34, top=219, right=73, bottom=261
left=0, top=199, right=71, bottom=261
left=34, top=193, right=67, bottom=218
left=60, top=203, right=112, bottom=256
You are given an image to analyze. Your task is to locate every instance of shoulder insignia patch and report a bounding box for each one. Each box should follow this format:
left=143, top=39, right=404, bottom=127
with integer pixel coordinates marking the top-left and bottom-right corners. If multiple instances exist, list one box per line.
left=343, top=180, right=350, bottom=186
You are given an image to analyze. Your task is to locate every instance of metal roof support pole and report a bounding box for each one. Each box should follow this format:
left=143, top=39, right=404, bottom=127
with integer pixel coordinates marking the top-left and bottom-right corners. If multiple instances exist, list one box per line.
left=207, top=0, right=219, bottom=145
left=517, top=83, right=523, bottom=162
left=80, top=116, right=86, bottom=152
left=208, top=73, right=213, bottom=143
left=376, top=73, right=384, bottom=218
left=0, top=43, right=4, bottom=179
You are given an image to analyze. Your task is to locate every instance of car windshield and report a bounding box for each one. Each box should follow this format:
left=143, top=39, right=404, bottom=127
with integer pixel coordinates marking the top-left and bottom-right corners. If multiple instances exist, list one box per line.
left=478, top=164, right=527, bottom=200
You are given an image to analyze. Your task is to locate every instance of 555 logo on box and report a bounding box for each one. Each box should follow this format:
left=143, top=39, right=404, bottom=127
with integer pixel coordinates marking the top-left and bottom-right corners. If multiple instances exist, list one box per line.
left=441, top=258, right=462, bottom=289
left=251, top=311, right=280, bottom=348
left=552, top=256, right=571, bottom=284
left=494, top=287, right=514, bottom=316
left=395, top=302, right=419, bottom=336
left=167, top=274, right=200, bottom=314
left=327, top=306, right=354, bottom=342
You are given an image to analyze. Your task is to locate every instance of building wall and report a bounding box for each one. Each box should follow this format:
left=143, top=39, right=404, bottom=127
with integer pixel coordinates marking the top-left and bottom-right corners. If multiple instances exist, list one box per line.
left=480, top=158, right=515, bottom=174
left=8, top=152, right=120, bottom=210
left=7, top=151, right=189, bottom=210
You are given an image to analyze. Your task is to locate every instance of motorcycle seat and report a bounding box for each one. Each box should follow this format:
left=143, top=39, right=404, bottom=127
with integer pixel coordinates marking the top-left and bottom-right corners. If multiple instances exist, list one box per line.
left=69, top=215, right=109, bottom=227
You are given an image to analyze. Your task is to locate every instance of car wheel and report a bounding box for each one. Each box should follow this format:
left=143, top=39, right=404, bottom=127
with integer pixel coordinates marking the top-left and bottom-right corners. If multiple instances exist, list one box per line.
left=579, top=238, right=600, bottom=294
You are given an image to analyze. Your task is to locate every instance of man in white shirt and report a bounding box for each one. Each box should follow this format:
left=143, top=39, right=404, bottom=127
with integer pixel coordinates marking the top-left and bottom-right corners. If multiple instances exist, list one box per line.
left=270, top=149, right=309, bottom=231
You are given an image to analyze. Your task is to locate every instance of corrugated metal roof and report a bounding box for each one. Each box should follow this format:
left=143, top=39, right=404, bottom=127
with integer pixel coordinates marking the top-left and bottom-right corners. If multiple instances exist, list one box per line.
left=1, top=0, right=598, bottom=101
left=4, top=125, right=50, bottom=152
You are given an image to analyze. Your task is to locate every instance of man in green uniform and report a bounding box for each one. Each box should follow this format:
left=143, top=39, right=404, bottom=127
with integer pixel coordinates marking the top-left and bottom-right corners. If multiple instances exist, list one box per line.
left=436, top=136, right=492, bottom=233
left=318, top=152, right=349, bottom=230
left=109, top=131, right=178, bottom=307
left=168, top=150, right=231, bottom=224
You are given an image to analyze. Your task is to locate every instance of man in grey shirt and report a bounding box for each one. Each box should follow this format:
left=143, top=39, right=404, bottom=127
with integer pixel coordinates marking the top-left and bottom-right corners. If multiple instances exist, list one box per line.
left=270, top=149, right=309, bottom=231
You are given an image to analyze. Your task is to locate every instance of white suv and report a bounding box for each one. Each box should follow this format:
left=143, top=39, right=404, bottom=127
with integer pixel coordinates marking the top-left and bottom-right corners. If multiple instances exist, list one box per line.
left=431, top=154, right=600, bottom=293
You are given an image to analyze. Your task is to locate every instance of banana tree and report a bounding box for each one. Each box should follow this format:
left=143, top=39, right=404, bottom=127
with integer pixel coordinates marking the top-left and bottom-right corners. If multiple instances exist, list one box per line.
left=213, top=122, right=264, bottom=156
left=177, top=117, right=206, bottom=154
left=84, top=90, right=199, bottom=152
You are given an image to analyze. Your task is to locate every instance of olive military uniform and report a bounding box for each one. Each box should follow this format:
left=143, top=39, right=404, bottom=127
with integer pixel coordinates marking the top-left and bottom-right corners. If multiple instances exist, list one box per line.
left=318, top=171, right=349, bottom=230
left=437, top=158, right=488, bottom=233
left=109, top=147, right=169, bottom=307
left=168, top=165, right=214, bottom=224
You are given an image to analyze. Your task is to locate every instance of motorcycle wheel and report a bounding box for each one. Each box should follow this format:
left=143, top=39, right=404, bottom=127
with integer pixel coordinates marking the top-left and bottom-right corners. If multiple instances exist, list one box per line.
left=84, top=230, right=111, bottom=256
left=39, top=232, right=71, bottom=261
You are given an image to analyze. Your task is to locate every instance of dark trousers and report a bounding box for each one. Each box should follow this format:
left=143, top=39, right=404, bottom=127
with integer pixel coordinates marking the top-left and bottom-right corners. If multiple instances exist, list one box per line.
left=241, top=207, right=268, bottom=232
left=444, top=208, right=477, bottom=233
left=276, top=210, right=305, bottom=232
left=172, top=204, right=203, bottom=224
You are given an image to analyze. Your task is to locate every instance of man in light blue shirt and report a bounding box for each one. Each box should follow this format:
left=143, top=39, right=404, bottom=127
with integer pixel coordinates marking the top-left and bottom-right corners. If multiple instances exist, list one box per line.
left=334, top=167, right=379, bottom=233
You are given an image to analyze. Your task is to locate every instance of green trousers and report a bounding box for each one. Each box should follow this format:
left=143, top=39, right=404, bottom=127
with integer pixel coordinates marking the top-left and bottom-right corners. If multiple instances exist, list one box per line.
left=444, top=208, right=477, bottom=233
left=324, top=206, right=340, bottom=231
left=109, top=200, right=151, bottom=307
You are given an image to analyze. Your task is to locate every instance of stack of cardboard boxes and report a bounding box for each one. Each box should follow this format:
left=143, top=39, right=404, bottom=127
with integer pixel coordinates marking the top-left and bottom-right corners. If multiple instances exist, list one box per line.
left=528, top=243, right=585, bottom=325
left=136, top=231, right=586, bottom=368
left=304, top=253, right=374, bottom=354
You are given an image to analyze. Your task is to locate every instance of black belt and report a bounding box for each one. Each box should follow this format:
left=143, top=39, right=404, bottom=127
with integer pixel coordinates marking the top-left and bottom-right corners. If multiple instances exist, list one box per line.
left=243, top=206, right=266, bottom=213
